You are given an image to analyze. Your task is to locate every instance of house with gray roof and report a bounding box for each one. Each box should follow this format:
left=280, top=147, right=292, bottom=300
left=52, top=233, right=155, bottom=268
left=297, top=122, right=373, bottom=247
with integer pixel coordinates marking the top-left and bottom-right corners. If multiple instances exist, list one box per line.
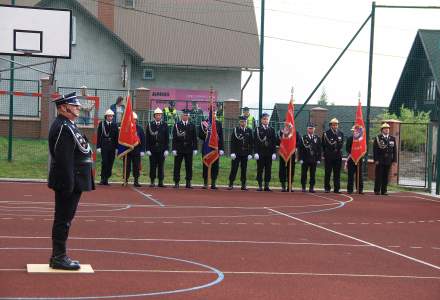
left=389, top=29, right=440, bottom=121
left=0, top=0, right=259, bottom=117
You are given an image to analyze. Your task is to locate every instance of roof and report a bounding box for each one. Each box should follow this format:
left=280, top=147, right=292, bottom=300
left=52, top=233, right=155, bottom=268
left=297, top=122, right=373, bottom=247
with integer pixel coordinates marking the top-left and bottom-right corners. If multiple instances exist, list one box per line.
left=271, top=103, right=387, bottom=134
left=26, top=0, right=260, bottom=69
left=389, top=30, right=440, bottom=118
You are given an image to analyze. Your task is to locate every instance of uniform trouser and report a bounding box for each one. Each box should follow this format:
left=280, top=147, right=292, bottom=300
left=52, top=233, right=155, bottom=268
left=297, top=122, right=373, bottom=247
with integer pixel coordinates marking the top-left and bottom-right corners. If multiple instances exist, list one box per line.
left=52, top=190, right=82, bottom=257
left=149, top=152, right=165, bottom=181
left=279, top=157, right=295, bottom=185
left=203, top=159, right=219, bottom=181
left=301, top=162, right=317, bottom=189
left=347, top=159, right=364, bottom=193
left=100, top=146, right=115, bottom=181
left=324, top=157, right=342, bottom=192
left=125, top=152, right=141, bottom=181
left=229, top=155, right=248, bottom=184
left=256, top=155, right=272, bottom=184
left=374, top=163, right=391, bottom=194
left=174, top=153, right=193, bottom=182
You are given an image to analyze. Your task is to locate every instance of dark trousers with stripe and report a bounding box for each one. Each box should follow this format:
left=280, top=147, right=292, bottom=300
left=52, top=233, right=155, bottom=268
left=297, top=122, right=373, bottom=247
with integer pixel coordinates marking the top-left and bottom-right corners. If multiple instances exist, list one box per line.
left=174, top=153, right=193, bottom=182
left=229, top=155, right=248, bottom=184
left=347, top=159, right=363, bottom=193
left=149, top=152, right=165, bottom=182
left=301, top=162, right=317, bottom=189
left=256, top=155, right=272, bottom=184
left=374, top=163, right=391, bottom=194
left=324, top=157, right=342, bottom=192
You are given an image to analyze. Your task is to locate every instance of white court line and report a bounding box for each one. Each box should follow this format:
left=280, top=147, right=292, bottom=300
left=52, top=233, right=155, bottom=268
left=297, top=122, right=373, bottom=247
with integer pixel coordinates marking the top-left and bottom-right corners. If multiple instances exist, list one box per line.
left=131, top=187, right=165, bottom=207
left=0, top=268, right=438, bottom=280
left=0, top=235, right=367, bottom=248
left=267, top=208, right=440, bottom=271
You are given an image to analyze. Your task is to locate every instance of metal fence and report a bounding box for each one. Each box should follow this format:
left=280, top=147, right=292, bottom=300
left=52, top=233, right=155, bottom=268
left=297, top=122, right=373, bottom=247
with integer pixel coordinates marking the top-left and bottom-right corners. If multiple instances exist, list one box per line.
left=0, top=78, right=40, bottom=117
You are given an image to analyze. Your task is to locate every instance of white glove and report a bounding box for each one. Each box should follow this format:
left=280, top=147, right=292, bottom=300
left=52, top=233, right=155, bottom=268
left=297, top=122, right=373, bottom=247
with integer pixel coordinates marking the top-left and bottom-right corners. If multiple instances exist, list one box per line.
left=219, top=150, right=224, bottom=156
left=172, top=150, right=177, bottom=156
left=96, top=148, right=101, bottom=154
left=254, top=153, right=259, bottom=160
left=272, top=153, right=276, bottom=161
left=231, top=153, right=236, bottom=160
left=115, top=149, right=118, bottom=155
left=146, top=151, right=152, bottom=156
left=247, top=154, right=252, bottom=160
left=193, top=150, right=198, bottom=156
left=164, top=150, right=169, bottom=157
left=299, top=160, right=304, bottom=164
left=317, top=161, right=321, bottom=165
left=140, top=152, right=145, bottom=157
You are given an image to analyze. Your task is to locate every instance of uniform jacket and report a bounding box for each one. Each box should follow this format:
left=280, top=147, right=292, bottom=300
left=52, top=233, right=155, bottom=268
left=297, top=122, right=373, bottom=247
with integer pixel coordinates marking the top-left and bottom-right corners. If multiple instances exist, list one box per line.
left=146, top=120, right=169, bottom=153
left=172, top=120, right=198, bottom=154
left=373, top=134, right=397, bottom=165
left=322, top=128, right=344, bottom=160
left=130, top=125, right=146, bottom=155
left=198, top=119, right=224, bottom=152
left=300, top=133, right=322, bottom=163
left=230, top=126, right=253, bottom=156
left=96, top=120, right=118, bottom=149
left=277, top=130, right=301, bottom=161
left=48, top=115, right=95, bottom=193
left=254, top=125, right=277, bottom=157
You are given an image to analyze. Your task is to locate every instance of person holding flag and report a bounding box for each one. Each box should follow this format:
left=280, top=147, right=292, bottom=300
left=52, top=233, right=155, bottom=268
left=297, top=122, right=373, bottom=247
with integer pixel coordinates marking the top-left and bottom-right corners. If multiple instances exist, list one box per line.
left=199, top=101, right=224, bottom=190
left=278, top=90, right=300, bottom=192
left=345, top=100, right=367, bottom=194
left=254, top=112, right=277, bottom=191
left=322, top=118, right=344, bottom=193
left=116, top=96, right=144, bottom=187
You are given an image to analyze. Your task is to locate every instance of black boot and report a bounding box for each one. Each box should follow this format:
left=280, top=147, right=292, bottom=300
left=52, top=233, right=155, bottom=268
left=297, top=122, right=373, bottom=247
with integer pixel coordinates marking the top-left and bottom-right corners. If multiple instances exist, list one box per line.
left=264, top=183, right=272, bottom=192
left=281, top=182, right=287, bottom=192
left=241, top=182, right=248, bottom=191
left=149, top=179, right=155, bottom=188
left=211, top=180, right=217, bottom=190
left=257, top=181, right=263, bottom=191
left=202, top=179, right=208, bottom=189
left=227, top=182, right=234, bottom=190
left=309, top=186, right=315, bottom=193
left=158, top=180, right=165, bottom=188
left=186, top=180, right=192, bottom=189
left=49, top=255, right=80, bottom=270
left=174, top=182, right=179, bottom=189
left=134, top=178, right=141, bottom=187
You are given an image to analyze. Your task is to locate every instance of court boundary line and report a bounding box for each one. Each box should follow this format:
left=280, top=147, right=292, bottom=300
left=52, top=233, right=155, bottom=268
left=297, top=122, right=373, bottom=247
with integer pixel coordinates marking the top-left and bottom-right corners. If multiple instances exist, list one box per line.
left=131, top=187, right=165, bottom=207
left=267, top=208, right=440, bottom=271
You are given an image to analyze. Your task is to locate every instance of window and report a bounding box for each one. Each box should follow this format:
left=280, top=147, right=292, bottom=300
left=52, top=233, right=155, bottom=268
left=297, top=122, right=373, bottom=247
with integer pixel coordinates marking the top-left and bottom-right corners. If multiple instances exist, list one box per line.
left=426, top=79, right=437, bottom=102
left=143, top=68, right=154, bottom=80
left=71, top=16, right=76, bottom=45
left=123, top=0, right=135, bottom=8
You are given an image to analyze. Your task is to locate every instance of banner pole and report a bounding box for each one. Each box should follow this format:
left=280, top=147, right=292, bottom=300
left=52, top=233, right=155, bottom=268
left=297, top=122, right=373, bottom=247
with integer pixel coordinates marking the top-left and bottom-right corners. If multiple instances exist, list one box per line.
left=288, top=157, right=292, bottom=192
left=123, top=155, right=127, bottom=186
left=208, top=164, right=212, bottom=187
left=356, top=162, right=360, bottom=194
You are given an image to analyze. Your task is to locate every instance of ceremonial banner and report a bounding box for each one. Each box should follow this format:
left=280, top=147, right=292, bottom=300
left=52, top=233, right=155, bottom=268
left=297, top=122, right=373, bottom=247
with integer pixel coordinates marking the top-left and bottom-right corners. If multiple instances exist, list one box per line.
left=117, top=95, right=139, bottom=158
left=351, top=100, right=367, bottom=165
left=279, top=98, right=297, bottom=163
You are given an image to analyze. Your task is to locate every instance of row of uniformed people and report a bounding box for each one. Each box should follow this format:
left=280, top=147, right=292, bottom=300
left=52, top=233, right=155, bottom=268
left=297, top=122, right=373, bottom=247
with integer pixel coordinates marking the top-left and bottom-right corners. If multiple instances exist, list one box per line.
left=96, top=109, right=397, bottom=194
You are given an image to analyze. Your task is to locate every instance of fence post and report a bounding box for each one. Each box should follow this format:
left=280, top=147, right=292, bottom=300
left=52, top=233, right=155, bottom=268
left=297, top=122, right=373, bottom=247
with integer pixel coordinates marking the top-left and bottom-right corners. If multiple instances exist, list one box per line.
left=427, top=123, right=433, bottom=192
left=40, top=78, right=57, bottom=139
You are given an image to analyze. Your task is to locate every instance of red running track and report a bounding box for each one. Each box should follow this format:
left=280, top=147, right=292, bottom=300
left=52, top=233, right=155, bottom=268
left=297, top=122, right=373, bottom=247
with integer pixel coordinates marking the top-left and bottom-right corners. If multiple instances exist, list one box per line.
left=0, top=182, right=439, bottom=299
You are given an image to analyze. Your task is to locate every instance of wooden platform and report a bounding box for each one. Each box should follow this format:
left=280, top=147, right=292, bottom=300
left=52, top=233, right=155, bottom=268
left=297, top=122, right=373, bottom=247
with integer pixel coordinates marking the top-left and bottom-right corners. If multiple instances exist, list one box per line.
left=27, top=264, right=94, bottom=274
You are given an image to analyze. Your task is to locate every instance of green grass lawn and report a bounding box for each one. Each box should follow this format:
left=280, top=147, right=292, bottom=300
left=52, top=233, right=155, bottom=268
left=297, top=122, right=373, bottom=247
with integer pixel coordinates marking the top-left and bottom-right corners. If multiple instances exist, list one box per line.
left=0, top=137, right=413, bottom=191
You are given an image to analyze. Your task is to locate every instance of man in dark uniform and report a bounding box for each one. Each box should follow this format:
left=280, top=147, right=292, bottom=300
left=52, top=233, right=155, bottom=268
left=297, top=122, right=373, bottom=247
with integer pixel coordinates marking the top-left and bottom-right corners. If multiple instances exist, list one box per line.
left=172, top=109, right=198, bottom=188
left=345, top=126, right=364, bottom=194
left=146, top=108, right=169, bottom=187
left=373, top=123, right=397, bottom=195
left=278, top=122, right=302, bottom=192
left=254, top=113, right=277, bottom=191
left=299, top=122, right=321, bottom=193
left=199, top=110, right=224, bottom=189
left=124, top=112, right=146, bottom=187
left=228, top=116, right=254, bottom=190
left=48, top=92, right=95, bottom=270
left=96, top=109, right=119, bottom=185
left=322, top=118, right=344, bottom=193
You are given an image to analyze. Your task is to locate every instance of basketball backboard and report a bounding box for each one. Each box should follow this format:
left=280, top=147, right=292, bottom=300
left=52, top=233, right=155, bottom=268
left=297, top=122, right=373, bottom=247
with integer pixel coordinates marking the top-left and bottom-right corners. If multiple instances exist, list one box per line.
left=0, top=4, right=71, bottom=58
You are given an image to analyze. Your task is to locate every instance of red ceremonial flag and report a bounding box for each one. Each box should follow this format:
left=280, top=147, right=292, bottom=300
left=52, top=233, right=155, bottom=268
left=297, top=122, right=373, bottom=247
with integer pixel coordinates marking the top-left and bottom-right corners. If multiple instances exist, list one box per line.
left=202, top=93, right=219, bottom=167
left=350, top=100, right=367, bottom=165
left=279, top=96, right=297, bottom=163
left=117, top=95, right=140, bottom=158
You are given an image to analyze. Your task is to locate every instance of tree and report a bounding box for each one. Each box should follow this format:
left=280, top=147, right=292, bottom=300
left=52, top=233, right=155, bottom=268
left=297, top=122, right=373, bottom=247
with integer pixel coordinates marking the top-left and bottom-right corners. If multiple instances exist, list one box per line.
left=317, top=87, right=328, bottom=106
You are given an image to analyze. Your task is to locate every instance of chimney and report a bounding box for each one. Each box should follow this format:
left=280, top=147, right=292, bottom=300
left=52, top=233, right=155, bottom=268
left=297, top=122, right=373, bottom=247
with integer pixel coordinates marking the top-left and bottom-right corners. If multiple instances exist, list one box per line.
left=98, top=0, right=115, bottom=31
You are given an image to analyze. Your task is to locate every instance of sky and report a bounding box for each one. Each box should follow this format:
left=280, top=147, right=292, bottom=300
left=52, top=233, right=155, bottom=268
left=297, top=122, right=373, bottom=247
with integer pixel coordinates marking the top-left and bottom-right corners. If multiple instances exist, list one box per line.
left=241, top=0, right=440, bottom=109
